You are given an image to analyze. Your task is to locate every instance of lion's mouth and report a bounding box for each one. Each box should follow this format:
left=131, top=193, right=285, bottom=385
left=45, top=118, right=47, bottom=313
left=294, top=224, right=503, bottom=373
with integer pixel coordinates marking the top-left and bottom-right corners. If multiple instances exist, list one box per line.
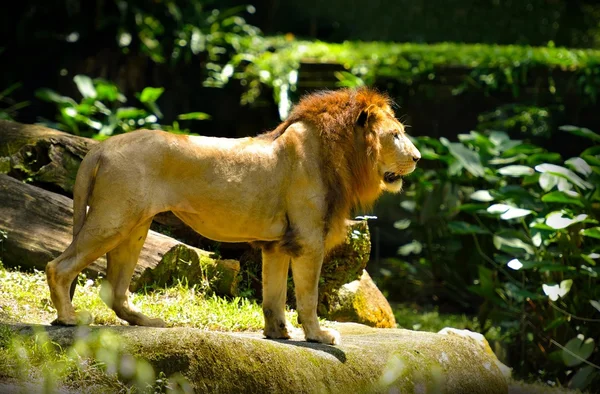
left=383, top=172, right=403, bottom=183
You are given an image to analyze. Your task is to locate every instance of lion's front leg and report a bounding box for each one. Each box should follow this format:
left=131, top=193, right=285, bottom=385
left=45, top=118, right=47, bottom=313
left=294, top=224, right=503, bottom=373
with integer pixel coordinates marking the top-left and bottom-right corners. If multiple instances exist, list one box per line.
left=261, top=250, right=300, bottom=339
left=291, top=248, right=341, bottom=345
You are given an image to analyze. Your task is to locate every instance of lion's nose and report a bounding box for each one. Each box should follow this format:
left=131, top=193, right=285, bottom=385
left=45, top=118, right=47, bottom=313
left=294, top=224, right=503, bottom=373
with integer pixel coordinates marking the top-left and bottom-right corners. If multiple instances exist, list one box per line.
left=412, top=153, right=421, bottom=162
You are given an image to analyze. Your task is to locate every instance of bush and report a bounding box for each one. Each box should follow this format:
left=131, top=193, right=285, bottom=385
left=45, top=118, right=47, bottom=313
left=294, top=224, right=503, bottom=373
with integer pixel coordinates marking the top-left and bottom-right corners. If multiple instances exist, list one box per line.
left=395, top=125, right=600, bottom=389
left=35, top=75, right=209, bottom=138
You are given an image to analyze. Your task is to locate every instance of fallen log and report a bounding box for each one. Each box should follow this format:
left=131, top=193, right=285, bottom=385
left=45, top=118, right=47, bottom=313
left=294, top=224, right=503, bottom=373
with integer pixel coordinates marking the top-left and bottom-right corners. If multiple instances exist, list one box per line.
left=0, top=174, right=240, bottom=296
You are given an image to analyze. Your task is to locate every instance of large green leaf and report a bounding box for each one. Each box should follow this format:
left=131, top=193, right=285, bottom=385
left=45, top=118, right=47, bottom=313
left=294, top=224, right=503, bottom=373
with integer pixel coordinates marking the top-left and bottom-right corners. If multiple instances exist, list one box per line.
left=497, top=165, right=534, bottom=177
left=541, top=191, right=584, bottom=208
left=73, top=75, right=97, bottom=99
left=440, top=138, right=485, bottom=177
left=560, top=125, right=600, bottom=143
left=535, top=163, right=593, bottom=190
left=561, top=335, right=595, bottom=367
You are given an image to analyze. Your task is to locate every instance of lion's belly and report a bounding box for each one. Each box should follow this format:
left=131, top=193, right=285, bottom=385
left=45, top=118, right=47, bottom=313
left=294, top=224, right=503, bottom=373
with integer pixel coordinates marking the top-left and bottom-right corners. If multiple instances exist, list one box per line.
left=171, top=210, right=287, bottom=243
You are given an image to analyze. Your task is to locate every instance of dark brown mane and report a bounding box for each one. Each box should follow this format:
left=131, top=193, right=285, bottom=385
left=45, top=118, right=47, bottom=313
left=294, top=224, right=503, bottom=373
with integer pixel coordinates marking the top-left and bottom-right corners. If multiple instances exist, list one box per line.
left=259, top=87, right=393, bottom=239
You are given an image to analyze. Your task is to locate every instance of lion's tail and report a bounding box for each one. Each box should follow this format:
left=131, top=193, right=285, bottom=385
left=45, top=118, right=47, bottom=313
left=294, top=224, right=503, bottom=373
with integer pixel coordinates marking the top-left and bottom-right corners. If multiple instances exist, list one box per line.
left=72, top=148, right=102, bottom=237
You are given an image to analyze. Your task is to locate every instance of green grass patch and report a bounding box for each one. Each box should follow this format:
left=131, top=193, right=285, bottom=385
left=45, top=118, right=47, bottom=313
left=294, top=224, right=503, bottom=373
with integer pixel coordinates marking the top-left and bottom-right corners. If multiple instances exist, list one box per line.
left=393, top=303, right=480, bottom=333
left=0, top=264, right=299, bottom=332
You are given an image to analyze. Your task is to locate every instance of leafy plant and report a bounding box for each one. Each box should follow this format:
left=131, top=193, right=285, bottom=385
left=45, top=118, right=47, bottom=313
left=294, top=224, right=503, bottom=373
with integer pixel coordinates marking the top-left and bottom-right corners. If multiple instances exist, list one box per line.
left=0, top=82, right=29, bottom=121
left=35, top=75, right=209, bottom=138
left=398, top=125, right=600, bottom=388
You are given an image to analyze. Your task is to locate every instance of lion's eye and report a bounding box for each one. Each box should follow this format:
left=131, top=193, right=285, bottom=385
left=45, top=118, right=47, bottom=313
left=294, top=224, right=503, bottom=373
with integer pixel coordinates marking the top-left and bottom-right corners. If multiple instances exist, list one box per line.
left=393, top=134, right=400, bottom=140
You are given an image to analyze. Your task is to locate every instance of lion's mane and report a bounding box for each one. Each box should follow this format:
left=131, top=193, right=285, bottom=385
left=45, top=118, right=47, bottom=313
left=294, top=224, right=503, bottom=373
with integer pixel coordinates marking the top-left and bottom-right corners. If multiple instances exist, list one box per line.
left=259, top=87, right=393, bottom=240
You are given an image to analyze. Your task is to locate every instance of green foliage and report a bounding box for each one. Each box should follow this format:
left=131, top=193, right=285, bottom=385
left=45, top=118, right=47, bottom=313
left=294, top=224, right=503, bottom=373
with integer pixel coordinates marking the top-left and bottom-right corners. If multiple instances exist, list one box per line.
left=35, top=75, right=209, bottom=138
left=399, top=124, right=600, bottom=388
left=110, top=1, right=260, bottom=69
left=228, top=38, right=600, bottom=120
left=0, top=82, right=29, bottom=121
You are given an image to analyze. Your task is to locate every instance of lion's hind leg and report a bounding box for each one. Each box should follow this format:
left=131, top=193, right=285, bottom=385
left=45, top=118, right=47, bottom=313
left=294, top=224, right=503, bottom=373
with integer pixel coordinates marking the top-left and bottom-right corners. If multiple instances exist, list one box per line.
left=46, top=227, right=126, bottom=326
left=104, top=219, right=165, bottom=327
left=261, top=249, right=300, bottom=340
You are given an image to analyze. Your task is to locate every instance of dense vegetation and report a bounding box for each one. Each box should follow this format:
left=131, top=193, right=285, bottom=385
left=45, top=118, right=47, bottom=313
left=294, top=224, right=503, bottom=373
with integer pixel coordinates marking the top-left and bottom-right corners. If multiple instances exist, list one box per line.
left=2, top=1, right=600, bottom=391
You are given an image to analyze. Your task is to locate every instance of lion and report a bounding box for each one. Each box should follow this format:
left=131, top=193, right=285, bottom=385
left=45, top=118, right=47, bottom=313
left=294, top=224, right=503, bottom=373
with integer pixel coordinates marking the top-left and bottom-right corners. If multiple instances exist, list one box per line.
left=45, top=87, right=420, bottom=345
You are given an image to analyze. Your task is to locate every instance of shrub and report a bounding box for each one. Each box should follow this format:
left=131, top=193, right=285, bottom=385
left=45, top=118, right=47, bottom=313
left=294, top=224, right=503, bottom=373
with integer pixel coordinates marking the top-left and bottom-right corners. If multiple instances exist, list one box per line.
left=397, top=125, right=599, bottom=389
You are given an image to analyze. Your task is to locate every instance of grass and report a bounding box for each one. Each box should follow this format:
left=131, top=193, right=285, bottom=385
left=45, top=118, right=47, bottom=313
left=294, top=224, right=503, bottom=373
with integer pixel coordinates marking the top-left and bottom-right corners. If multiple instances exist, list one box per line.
left=0, top=262, right=298, bottom=393
left=392, top=303, right=480, bottom=333
left=0, top=263, right=298, bottom=331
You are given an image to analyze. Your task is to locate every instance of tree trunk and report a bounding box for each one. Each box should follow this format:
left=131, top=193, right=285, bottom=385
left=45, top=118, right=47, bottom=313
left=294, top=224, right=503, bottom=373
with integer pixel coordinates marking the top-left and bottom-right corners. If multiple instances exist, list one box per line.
left=0, top=174, right=239, bottom=296
left=0, top=119, right=98, bottom=194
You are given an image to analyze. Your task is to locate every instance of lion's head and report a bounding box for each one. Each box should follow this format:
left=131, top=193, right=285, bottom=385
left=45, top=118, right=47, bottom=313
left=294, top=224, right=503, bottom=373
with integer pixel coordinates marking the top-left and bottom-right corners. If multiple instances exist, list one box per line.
left=356, top=103, right=421, bottom=194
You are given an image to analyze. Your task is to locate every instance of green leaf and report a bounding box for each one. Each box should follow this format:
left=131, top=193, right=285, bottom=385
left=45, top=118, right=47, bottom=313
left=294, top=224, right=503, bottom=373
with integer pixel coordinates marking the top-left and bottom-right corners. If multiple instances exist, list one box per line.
left=493, top=232, right=534, bottom=255
left=73, top=75, right=97, bottom=99
left=582, top=155, right=600, bottom=167
left=447, top=221, right=488, bottom=234
left=393, top=219, right=411, bottom=230
left=590, top=300, right=600, bottom=313
left=497, top=165, right=534, bottom=177
left=440, top=138, right=485, bottom=177
left=561, top=335, right=595, bottom=367
left=565, top=157, right=592, bottom=177
left=398, top=240, right=422, bottom=256
left=560, top=125, right=600, bottom=143
left=538, top=172, right=559, bottom=192
left=116, top=107, right=147, bottom=119
left=541, top=191, right=584, bottom=208
left=546, top=211, right=588, bottom=229
left=581, top=227, right=600, bottom=239
left=568, top=365, right=595, bottom=390
left=487, top=204, right=532, bottom=220
left=138, top=87, right=164, bottom=103
left=178, top=112, right=211, bottom=120
left=470, top=190, right=494, bottom=202
left=535, top=163, right=593, bottom=190
left=35, top=88, right=77, bottom=105
left=527, top=152, right=562, bottom=165
left=543, top=279, right=572, bottom=302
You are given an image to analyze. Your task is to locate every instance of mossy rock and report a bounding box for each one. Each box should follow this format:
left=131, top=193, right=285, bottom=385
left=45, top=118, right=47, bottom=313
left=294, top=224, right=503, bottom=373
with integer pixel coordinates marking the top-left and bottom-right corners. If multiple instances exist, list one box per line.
left=8, top=323, right=509, bottom=394
left=132, top=244, right=240, bottom=296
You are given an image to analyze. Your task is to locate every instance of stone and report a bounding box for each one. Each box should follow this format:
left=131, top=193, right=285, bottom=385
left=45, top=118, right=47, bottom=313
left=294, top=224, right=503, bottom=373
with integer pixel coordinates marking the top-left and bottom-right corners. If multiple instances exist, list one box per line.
left=327, top=269, right=397, bottom=328
left=4, top=322, right=509, bottom=394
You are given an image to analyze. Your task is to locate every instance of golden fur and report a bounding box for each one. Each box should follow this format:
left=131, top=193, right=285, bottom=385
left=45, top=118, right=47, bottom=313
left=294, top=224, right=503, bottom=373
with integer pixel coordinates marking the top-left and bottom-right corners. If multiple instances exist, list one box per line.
left=46, top=87, right=420, bottom=345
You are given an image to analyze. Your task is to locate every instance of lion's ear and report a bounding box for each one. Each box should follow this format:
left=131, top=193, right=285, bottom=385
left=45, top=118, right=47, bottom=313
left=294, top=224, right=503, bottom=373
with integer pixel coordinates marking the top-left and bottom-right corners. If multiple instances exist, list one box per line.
left=356, top=104, right=376, bottom=128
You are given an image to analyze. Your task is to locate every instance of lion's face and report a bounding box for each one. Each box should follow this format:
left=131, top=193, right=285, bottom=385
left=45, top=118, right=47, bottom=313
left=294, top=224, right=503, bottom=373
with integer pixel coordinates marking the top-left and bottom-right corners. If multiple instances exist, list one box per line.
left=372, top=109, right=421, bottom=193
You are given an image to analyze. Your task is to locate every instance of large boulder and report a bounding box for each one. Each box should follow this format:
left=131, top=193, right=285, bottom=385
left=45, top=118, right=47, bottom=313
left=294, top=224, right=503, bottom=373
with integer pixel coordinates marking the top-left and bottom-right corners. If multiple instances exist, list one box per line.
left=5, top=322, right=509, bottom=394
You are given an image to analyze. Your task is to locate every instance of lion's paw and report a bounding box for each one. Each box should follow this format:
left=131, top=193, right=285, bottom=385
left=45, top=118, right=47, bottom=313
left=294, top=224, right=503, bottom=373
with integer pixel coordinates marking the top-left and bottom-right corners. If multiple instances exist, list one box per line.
left=264, top=321, right=301, bottom=340
left=51, top=311, right=93, bottom=326
left=307, top=327, right=341, bottom=345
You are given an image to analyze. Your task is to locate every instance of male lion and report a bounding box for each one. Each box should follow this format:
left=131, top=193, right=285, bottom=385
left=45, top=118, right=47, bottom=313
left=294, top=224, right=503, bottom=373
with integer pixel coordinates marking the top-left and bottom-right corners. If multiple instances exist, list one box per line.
left=46, top=87, right=420, bottom=345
